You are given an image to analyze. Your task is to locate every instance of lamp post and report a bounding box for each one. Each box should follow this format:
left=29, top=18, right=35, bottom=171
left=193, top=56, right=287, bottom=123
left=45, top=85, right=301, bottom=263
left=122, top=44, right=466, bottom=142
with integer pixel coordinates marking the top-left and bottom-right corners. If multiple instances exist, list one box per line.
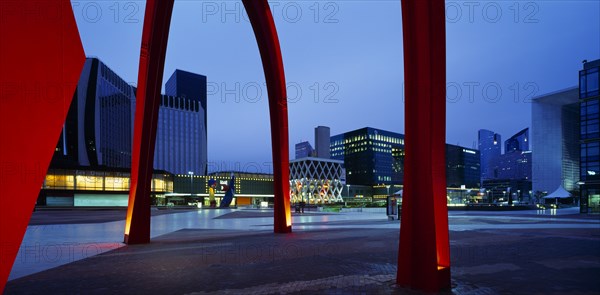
left=346, top=184, right=350, bottom=200
left=386, top=185, right=391, bottom=197
left=188, top=171, right=194, bottom=198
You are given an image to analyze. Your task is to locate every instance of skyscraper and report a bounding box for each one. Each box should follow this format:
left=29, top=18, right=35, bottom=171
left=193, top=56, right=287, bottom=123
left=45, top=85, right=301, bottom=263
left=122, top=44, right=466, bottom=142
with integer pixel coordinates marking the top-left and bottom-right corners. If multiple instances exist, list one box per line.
left=446, top=144, right=481, bottom=188
left=162, top=69, right=208, bottom=175
left=579, top=59, right=600, bottom=213
left=505, top=128, right=529, bottom=153
left=315, top=126, right=331, bottom=159
left=331, top=127, right=480, bottom=187
left=532, top=87, right=580, bottom=194
left=331, top=127, right=405, bottom=185
left=52, top=58, right=136, bottom=168
left=478, top=129, right=502, bottom=181
left=50, top=58, right=208, bottom=176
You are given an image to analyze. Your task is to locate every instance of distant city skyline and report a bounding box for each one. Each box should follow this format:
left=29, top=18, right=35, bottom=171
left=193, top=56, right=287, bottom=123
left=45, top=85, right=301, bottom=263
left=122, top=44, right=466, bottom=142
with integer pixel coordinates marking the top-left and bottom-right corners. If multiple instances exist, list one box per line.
left=72, top=1, right=600, bottom=170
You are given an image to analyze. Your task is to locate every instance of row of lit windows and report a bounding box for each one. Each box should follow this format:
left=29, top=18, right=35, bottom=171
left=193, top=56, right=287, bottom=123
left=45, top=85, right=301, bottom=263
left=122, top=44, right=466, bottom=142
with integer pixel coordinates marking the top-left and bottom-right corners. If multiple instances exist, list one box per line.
left=331, top=134, right=404, bottom=147
left=376, top=175, right=392, bottom=182
left=44, top=174, right=172, bottom=192
left=368, top=134, right=404, bottom=145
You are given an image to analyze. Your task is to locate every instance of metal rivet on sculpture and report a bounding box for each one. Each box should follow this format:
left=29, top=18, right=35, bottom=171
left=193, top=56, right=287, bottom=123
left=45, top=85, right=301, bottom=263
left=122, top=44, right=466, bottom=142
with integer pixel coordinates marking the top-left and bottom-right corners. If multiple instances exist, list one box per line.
left=0, top=0, right=448, bottom=292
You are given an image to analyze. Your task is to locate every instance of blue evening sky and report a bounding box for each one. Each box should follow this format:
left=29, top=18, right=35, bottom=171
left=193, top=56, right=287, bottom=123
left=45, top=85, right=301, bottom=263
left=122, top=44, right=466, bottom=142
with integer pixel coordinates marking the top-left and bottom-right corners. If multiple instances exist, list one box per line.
left=71, top=1, right=600, bottom=173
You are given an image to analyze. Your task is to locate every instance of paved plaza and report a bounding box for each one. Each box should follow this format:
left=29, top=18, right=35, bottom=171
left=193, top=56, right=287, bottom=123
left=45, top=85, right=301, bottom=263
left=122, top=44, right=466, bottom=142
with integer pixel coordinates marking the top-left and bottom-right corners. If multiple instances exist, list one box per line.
left=4, top=207, right=600, bottom=294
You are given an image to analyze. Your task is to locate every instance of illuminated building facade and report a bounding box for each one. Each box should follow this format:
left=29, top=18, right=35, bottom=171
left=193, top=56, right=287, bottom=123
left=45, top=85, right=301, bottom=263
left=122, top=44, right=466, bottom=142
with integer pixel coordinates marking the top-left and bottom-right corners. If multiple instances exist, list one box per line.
left=39, top=168, right=173, bottom=206
left=580, top=59, right=600, bottom=213
left=289, top=158, right=345, bottom=204
left=171, top=172, right=274, bottom=207
left=331, top=127, right=480, bottom=188
left=331, top=127, right=405, bottom=185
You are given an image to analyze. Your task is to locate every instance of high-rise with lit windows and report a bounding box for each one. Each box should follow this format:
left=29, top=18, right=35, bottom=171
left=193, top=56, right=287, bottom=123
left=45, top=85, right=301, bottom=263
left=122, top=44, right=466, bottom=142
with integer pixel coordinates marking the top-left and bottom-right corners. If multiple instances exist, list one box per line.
left=331, top=127, right=480, bottom=187
left=331, top=127, right=405, bottom=185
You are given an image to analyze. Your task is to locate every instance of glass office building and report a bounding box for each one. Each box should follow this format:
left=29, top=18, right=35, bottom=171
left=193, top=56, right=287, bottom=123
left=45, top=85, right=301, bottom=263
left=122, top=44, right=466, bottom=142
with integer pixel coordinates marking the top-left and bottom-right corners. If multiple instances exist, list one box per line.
left=331, top=127, right=405, bottom=185
left=331, top=127, right=479, bottom=187
left=51, top=58, right=207, bottom=176
left=52, top=58, right=136, bottom=168
left=580, top=59, right=600, bottom=213
left=505, top=128, right=529, bottom=153
left=446, top=144, right=480, bottom=188
left=163, top=70, right=208, bottom=175
left=478, top=129, right=502, bottom=181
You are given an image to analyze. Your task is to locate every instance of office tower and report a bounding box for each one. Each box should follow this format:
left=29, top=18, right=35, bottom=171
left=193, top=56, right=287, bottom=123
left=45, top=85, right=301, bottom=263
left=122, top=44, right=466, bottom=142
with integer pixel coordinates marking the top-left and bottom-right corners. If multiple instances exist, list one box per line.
left=579, top=59, right=600, bottom=212
left=478, top=129, right=502, bottom=180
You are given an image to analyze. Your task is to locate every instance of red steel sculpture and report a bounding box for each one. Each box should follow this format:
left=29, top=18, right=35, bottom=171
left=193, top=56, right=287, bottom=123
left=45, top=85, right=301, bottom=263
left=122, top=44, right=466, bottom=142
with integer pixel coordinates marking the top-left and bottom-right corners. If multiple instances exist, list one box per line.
left=0, top=1, right=86, bottom=292
left=124, top=0, right=292, bottom=244
left=397, top=0, right=451, bottom=291
left=124, top=0, right=176, bottom=244
left=0, top=0, right=447, bottom=292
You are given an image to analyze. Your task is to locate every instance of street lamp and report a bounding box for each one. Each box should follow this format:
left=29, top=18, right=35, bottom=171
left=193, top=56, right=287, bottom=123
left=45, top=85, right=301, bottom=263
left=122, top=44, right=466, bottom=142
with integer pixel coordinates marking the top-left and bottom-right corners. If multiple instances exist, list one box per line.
left=188, top=171, right=194, bottom=198
left=386, top=185, right=391, bottom=196
left=346, top=184, right=350, bottom=200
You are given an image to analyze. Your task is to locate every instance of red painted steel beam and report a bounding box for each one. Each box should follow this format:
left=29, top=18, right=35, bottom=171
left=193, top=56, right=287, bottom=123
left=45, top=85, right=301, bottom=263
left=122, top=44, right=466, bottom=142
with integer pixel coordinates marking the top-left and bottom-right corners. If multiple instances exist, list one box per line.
left=242, top=0, right=292, bottom=233
left=125, top=0, right=291, bottom=241
left=397, top=0, right=450, bottom=292
left=0, top=1, right=85, bottom=291
left=124, top=0, right=175, bottom=244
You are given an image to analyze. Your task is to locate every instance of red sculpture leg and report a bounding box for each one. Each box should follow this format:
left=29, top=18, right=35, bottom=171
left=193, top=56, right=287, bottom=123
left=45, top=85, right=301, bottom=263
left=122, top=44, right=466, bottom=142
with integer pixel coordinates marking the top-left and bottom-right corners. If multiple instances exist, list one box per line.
left=0, top=1, right=85, bottom=291
left=397, top=0, right=450, bottom=292
left=124, top=0, right=175, bottom=244
left=242, top=0, right=292, bottom=233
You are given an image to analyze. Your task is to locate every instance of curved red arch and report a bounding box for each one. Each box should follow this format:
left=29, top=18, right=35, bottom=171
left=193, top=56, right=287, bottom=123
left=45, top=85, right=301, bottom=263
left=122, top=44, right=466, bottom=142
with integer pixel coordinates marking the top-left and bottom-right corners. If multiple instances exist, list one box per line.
left=124, top=0, right=292, bottom=244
